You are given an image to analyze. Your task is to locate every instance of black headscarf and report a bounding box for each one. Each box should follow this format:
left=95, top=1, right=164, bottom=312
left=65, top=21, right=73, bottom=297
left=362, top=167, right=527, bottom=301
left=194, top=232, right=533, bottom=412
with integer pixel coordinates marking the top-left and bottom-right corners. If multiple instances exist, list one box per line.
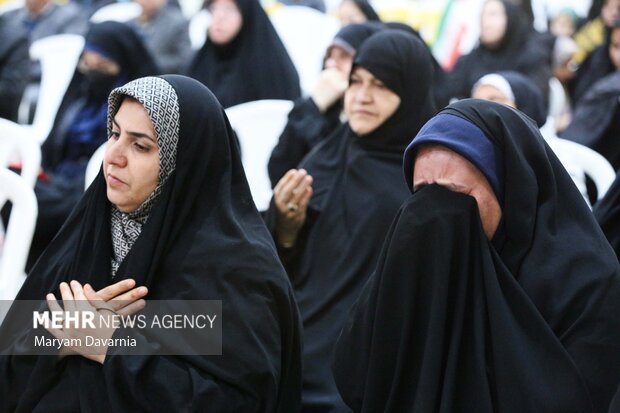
left=347, top=0, right=380, bottom=21
left=385, top=21, right=450, bottom=108
left=570, top=22, right=620, bottom=104
left=187, top=0, right=301, bottom=108
left=326, top=20, right=384, bottom=58
left=446, top=0, right=550, bottom=100
left=562, top=70, right=620, bottom=169
left=594, top=170, right=620, bottom=259
left=333, top=99, right=620, bottom=412
left=265, top=29, right=436, bottom=411
left=0, top=75, right=302, bottom=412
left=42, top=21, right=159, bottom=173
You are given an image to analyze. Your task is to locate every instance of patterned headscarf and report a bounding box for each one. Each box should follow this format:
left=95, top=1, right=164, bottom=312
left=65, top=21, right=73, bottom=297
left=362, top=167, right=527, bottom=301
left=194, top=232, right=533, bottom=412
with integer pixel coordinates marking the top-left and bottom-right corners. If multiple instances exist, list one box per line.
left=106, top=77, right=180, bottom=276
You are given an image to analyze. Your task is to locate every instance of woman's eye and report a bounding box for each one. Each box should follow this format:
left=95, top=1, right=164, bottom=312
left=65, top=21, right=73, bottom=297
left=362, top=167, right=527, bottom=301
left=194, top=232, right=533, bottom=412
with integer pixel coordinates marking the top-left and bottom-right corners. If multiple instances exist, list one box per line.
left=109, top=131, right=120, bottom=140
left=134, top=143, right=149, bottom=152
left=350, top=78, right=361, bottom=85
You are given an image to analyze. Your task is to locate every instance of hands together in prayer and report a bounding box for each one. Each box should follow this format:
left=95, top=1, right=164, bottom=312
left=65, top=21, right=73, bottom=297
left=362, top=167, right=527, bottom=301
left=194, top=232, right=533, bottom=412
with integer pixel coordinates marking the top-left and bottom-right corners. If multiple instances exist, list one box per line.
left=274, top=169, right=313, bottom=248
left=45, top=279, right=148, bottom=364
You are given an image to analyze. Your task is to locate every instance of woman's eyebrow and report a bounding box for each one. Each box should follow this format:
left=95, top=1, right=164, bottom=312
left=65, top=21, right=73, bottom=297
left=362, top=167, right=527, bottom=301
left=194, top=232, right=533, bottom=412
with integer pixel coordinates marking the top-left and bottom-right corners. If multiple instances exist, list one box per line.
left=112, top=117, right=156, bottom=143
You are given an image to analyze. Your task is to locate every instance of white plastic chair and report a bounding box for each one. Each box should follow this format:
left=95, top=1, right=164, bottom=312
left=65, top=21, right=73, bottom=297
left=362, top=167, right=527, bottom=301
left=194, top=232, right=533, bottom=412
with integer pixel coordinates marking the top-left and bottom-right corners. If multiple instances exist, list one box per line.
left=541, top=122, right=616, bottom=203
left=18, top=34, right=85, bottom=145
left=90, top=2, right=142, bottom=23
left=0, top=168, right=38, bottom=300
left=270, top=6, right=339, bottom=94
left=84, top=142, right=107, bottom=190
left=225, top=99, right=294, bottom=211
left=0, top=118, right=42, bottom=189
left=189, top=8, right=211, bottom=50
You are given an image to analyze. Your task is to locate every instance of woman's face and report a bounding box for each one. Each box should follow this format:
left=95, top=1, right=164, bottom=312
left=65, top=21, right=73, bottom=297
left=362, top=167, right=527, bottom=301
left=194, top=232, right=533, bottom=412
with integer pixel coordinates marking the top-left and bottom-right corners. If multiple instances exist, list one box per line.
left=104, top=98, right=160, bottom=213
left=79, top=50, right=120, bottom=76
left=480, top=0, right=507, bottom=49
left=609, top=28, right=620, bottom=70
left=344, top=66, right=401, bottom=135
left=208, top=0, right=243, bottom=45
left=324, top=46, right=354, bottom=76
left=338, top=0, right=367, bottom=26
left=472, top=84, right=516, bottom=107
left=602, top=0, right=620, bottom=27
left=412, top=144, right=502, bottom=239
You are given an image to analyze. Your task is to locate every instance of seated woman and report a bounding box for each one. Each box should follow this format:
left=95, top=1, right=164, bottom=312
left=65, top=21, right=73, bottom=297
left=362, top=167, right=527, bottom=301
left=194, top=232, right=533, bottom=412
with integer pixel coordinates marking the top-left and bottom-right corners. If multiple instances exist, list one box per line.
left=445, top=0, right=550, bottom=101
left=17, top=21, right=160, bottom=270
left=570, top=17, right=620, bottom=105
left=333, top=99, right=620, bottom=413
left=0, top=75, right=302, bottom=411
left=267, top=21, right=383, bottom=186
left=471, top=71, right=615, bottom=206
left=265, top=30, right=436, bottom=411
left=187, top=0, right=301, bottom=108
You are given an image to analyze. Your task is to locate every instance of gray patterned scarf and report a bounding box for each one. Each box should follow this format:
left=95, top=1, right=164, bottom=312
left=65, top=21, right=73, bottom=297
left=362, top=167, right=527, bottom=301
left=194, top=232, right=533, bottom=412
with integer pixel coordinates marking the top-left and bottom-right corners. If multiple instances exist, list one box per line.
left=106, top=77, right=180, bottom=277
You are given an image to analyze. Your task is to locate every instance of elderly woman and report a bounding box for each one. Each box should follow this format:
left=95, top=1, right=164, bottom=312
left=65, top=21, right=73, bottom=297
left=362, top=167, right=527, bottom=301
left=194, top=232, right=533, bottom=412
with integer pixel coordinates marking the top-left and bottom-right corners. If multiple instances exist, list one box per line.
left=333, top=99, right=620, bottom=412
left=0, top=75, right=302, bottom=411
left=266, top=30, right=436, bottom=411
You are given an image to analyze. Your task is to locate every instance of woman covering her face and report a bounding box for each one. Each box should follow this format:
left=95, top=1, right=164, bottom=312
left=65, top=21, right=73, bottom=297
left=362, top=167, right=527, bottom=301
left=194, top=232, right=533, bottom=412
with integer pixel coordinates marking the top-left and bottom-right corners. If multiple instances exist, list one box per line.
left=0, top=75, right=302, bottom=412
left=333, top=99, right=620, bottom=413
left=445, top=0, right=550, bottom=101
left=186, top=0, right=301, bottom=108
left=265, top=30, right=436, bottom=411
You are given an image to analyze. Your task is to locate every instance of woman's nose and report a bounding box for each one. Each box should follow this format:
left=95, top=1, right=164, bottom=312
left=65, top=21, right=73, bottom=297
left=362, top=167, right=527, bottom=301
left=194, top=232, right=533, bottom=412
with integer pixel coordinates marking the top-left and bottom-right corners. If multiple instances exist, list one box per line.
left=104, top=137, right=127, bottom=168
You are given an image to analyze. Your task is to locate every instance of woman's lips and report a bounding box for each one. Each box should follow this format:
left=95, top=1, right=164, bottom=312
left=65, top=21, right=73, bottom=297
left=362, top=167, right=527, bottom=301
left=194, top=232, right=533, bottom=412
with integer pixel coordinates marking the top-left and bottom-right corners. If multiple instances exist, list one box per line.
left=107, top=173, right=126, bottom=186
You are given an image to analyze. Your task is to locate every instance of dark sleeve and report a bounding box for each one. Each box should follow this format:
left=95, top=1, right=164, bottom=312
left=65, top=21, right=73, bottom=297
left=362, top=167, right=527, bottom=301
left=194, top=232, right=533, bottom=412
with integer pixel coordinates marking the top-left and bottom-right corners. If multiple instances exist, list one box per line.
left=268, top=97, right=337, bottom=187
left=0, top=34, right=30, bottom=121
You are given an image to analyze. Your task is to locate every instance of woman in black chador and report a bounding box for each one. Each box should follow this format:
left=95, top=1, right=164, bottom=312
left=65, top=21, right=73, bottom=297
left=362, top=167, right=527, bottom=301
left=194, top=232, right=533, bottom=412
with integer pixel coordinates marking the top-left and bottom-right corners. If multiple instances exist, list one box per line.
left=333, top=99, right=620, bottom=413
left=266, top=30, right=436, bottom=412
left=187, top=0, right=300, bottom=108
left=0, top=75, right=302, bottom=412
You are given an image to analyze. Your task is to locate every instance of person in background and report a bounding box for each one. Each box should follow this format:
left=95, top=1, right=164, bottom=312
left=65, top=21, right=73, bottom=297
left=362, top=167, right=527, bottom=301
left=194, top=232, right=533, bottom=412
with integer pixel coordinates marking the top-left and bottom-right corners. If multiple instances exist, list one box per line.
left=268, top=21, right=383, bottom=187
left=566, top=0, right=620, bottom=80
left=187, top=0, right=300, bottom=108
left=5, top=0, right=88, bottom=42
left=337, top=0, right=380, bottom=26
left=0, top=15, right=30, bottom=122
left=265, top=30, right=436, bottom=412
left=333, top=99, right=620, bottom=413
left=445, top=0, right=550, bottom=101
left=129, top=0, right=192, bottom=73
left=471, top=71, right=615, bottom=206
left=569, top=17, right=620, bottom=104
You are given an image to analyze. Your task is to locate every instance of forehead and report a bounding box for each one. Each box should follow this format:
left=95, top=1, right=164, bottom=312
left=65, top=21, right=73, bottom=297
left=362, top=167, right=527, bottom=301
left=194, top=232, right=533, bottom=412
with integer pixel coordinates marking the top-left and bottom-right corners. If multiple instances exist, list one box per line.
left=413, top=145, right=482, bottom=179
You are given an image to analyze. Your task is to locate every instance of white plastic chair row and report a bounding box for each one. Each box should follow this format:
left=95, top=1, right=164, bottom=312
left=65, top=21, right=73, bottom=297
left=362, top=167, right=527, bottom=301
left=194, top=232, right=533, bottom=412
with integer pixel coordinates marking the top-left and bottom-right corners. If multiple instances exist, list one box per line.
left=0, top=168, right=37, bottom=301
left=225, top=99, right=294, bottom=211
